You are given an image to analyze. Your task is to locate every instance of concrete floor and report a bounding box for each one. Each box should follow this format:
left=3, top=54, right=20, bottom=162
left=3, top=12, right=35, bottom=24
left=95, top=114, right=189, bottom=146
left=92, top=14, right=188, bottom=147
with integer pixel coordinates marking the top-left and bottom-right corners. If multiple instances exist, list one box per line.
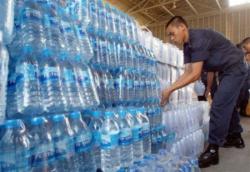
left=202, top=117, right=250, bottom=172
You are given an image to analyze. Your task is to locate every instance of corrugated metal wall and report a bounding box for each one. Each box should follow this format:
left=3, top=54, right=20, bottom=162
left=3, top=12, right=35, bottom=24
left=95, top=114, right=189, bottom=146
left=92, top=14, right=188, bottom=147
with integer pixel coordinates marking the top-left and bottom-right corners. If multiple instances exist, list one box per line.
left=148, top=8, right=250, bottom=44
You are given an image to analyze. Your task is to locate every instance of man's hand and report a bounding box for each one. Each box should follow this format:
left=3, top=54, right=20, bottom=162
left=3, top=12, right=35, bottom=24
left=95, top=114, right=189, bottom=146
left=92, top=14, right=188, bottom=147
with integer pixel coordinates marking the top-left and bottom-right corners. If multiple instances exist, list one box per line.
left=160, top=88, right=173, bottom=106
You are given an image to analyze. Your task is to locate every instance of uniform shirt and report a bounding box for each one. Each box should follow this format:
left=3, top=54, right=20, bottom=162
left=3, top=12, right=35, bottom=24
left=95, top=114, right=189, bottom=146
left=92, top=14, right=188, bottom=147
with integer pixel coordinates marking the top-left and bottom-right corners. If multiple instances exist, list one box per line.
left=184, top=29, right=244, bottom=72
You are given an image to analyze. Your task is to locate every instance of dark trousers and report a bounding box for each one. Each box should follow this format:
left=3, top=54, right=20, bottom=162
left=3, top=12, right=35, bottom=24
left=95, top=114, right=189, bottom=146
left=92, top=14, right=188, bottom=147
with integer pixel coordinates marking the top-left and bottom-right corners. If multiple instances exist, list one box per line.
left=209, top=62, right=247, bottom=146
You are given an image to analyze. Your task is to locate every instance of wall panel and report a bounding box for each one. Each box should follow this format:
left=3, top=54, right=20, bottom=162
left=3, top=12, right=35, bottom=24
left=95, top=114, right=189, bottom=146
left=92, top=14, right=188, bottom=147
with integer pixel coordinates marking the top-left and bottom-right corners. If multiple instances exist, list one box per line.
left=148, top=8, right=250, bottom=44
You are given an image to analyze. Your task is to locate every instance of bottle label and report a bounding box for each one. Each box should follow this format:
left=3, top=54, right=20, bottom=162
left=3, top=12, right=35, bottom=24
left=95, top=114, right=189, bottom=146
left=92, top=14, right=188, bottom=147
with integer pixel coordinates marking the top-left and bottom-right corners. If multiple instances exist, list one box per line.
left=82, top=71, right=91, bottom=86
left=23, top=8, right=42, bottom=22
left=16, top=63, right=38, bottom=83
left=54, top=137, right=75, bottom=160
left=100, top=132, right=119, bottom=150
left=8, top=73, right=17, bottom=88
left=31, top=144, right=55, bottom=167
left=114, top=79, right=120, bottom=89
left=119, top=128, right=133, bottom=146
left=141, top=123, right=150, bottom=138
left=63, top=69, right=75, bottom=84
left=93, top=131, right=101, bottom=145
left=146, top=80, right=151, bottom=87
left=120, top=79, right=126, bottom=88
left=132, top=125, right=142, bottom=142
left=134, top=80, right=140, bottom=88
left=50, top=17, right=58, bottom=27
left=62, top=21, right=73, bottom=34
left=107, top=79, right=114, bottom=89
left=75, top=132, right=93, bottom=153
left=39, top=66, right=59, bottom=83
left=126, top=79, right=133, bottom=89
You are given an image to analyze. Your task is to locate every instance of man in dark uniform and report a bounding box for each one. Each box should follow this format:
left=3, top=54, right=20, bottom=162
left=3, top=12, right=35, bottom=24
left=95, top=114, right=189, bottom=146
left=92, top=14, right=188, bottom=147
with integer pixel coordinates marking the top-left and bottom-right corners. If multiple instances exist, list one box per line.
left=161, top=16, right=247, bottom=168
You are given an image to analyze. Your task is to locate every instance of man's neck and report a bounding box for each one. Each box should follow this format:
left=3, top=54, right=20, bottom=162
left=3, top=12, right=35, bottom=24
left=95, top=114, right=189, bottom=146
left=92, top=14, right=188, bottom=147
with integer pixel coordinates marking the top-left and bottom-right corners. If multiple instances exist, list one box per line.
left=184, top=28, right=189, bottom=43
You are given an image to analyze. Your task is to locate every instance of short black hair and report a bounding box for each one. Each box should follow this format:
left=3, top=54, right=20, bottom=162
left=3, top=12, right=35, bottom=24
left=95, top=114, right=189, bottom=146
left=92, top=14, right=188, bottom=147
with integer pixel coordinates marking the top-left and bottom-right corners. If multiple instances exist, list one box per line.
left=241, top=37, right=250, bottom=45
left=166, top=16, right=188, bottom=29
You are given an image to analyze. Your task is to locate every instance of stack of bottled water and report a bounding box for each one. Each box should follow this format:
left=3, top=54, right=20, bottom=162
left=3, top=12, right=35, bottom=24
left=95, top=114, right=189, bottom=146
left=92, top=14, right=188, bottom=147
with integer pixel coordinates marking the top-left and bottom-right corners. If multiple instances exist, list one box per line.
left=0, top=109, right=202, bottom=172
left=0, top=112, right=96, bottom=172
left=87, top=0, right=160, bottom=107
left=162, top=102, right=207, bottom=157
left=0, top=0, right=208, bottom=171
left=137, top=17, right=209, bottom=168
left=6, top=0, right=99, bottom=119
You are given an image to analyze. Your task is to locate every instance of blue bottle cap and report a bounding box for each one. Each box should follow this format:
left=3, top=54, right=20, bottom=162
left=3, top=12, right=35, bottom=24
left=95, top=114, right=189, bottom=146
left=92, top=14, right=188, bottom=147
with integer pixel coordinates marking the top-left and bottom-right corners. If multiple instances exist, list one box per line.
left=52, top=114, right=65, bottom=122
left=31, top=117, right=47, bottom=126
left=4, top=119, right=24, bottom=129
left=128, top=108, right=136, bottom=115
left=138, top=107, right=145, bottom=114
left=69, top=111, right=81, bottom=119
left=104, top=111, right=113, bottom=117
left=82, top=109, right=92, bottom=116
left=92, top=110, right=101, bottom=118
left=119, top=110, right=126, bottom=118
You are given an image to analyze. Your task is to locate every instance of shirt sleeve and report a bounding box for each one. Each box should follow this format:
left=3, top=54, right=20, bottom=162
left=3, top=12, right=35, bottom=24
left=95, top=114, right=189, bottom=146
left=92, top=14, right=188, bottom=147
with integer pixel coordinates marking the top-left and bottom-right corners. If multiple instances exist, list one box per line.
left=190, top=32, right=210, bottom=62
left=190, top=50, right=209, bottom=62
left=183, top=44, right=191, bottom=64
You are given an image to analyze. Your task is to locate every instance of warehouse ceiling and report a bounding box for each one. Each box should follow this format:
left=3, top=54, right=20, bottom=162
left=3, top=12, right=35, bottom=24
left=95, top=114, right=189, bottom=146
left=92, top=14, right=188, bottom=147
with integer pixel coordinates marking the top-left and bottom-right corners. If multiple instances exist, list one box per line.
left=105, top=0, right=229, bottom=26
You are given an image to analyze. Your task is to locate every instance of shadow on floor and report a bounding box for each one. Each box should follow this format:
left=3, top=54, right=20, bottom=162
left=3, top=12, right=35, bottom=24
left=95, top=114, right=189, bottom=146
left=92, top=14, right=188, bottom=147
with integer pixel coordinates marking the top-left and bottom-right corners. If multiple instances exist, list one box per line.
left=201, top=117, right=250, bottom=172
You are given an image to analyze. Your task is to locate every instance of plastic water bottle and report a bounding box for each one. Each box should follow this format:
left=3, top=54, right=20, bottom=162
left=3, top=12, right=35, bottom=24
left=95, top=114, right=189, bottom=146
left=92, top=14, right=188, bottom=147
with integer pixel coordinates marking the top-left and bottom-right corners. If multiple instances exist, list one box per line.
left=0, top=119, right=31, bottom=172
left=0, top=31, right=9, bottom=123
left=129, top=108, right=143, bottom=163
left=126, top=16, right=133, bottom=42
left=113, top=8, right=122, bottom=40
left=59, top=57, right=81, bottom=111
left=92, top=68, right=104, bottom=105
left=137, top=108, right=151, bottom=157
left=74, top=24, right=93, bottom=63
left=68, top=111, right=96, bottom=172
left=103, top=69, right=115, bottom=106
left=50, top=114, right=76, bottom=172
left=9, top=48, right=43, bottom=118
left=105, top=3, right=116, bottom=40
left=89, top=110, right=103, bottom=170
left=46, top=15, right=65, bottom=61
left=80, top=0, right=91, bottom=28
left=120, top=43, right=128, bottom=68
left=100, top=111, right=120, bottom=172
left=38, top=53, right=66, bottom=114
left=123, top=69, right=131, bottom=105
left=20, top=7, right=45, bottom=54
left=97, top=0, right=107, bottom=38
left=118, top=109, right=133, bottom=169
left=28, top=117, right=56, bottom=172
left=71, top=39, right=97, bottom=108
left=112, top=68, right=125, bottom=106
left=66, top=0, right=89, bottom=24
left=0, top=0, right=14, bottom=44
left=88, top=0, right=99, bottom=35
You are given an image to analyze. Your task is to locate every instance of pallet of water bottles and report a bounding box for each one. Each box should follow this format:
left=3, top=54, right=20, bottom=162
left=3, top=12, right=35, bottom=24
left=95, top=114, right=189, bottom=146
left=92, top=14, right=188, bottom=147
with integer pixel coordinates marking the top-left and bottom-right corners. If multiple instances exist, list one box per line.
left=138, top=29, right=184, bottom=67
left=0, top=106, right=201, bottom=172
left=6, top=0, right=101, bottom=120
left=157, top=61, right=194, bottom=105
left=162, top=101, right=210, bottom=155
left=90, top=63, right=161, bottom=108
